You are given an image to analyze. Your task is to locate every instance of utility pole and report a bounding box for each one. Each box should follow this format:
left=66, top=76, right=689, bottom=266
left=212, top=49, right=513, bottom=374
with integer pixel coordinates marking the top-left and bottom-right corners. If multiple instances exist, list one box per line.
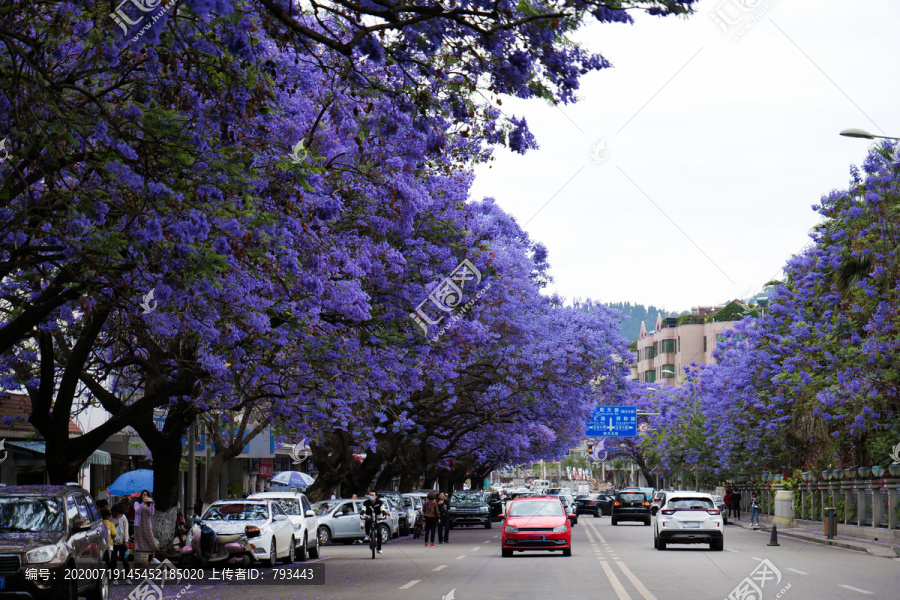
left=186, top=424, right=196, bottom=527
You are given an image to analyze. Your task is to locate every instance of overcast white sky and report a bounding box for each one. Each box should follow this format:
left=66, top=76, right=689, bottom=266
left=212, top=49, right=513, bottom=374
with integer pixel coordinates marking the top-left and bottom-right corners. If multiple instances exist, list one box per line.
left=470, top=0, right=899, bottom=312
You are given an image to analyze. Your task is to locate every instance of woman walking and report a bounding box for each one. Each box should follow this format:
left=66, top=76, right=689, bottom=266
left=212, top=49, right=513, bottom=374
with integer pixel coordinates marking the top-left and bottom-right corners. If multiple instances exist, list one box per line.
left=422, top=492, right=440, bottom=547
left=134, top=490, right=160, bottom=561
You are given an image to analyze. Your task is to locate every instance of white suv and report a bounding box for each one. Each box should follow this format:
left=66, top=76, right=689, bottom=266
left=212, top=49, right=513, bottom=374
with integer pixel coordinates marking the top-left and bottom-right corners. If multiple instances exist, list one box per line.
left=249, top=491, right=320, bottom=559
left=652, top=492, right=724, bottom=551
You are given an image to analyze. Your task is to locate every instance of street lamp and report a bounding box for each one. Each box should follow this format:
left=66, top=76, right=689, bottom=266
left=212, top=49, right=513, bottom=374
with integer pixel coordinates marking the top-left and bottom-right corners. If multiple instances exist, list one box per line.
left=839, top=128, right=900, bottom=141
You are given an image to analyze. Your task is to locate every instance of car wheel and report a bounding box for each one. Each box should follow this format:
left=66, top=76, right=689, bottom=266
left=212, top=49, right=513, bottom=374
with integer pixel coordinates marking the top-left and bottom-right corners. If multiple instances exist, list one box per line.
left=308, top=531, right=320, bottom=559
left=644, top=519, right=651, bottom=526
left=380, top=523, right=391, bottom=545
left=562, top=547, right=572, bottom=557
left=297, top=533, right=308, bottom=561
left=657, top=539, right=666, bottom=551
left=611, top=518, right=618, bottom=526
left=485, top=521, right=492, bottom=529
left=318, top=526, right=331, bottom=547
left=711, top=539, right=724, bottom=551
left=502, top=548, right=513, bottom=557
left=282, top=537, right=295, bottom=564
left=595, top=510, right=601, bottom=518
left=84, top=562, right=109, bottom=600
left=264, top=539, right=277, bottom=567
left=653, top=534, right=658, bottom=549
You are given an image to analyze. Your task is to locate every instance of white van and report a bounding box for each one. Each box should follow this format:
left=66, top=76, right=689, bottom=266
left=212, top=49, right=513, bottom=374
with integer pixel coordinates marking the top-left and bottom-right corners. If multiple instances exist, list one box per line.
left=530, top=479, right=551, bottom=492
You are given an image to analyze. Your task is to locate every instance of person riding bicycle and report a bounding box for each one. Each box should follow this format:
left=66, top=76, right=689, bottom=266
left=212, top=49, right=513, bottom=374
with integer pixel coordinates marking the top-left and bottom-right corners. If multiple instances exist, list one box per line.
left=362, top=491, right=388, bottom=554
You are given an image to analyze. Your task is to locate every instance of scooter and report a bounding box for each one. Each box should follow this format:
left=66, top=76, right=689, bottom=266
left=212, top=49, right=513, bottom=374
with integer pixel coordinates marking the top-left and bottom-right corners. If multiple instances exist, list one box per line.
left=180, top=516, right=258, bottom=568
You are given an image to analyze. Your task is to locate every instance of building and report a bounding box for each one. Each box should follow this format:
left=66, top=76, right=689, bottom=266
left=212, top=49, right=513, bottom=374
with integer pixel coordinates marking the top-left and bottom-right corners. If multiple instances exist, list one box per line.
left=631, top=299, right=766, bottom=386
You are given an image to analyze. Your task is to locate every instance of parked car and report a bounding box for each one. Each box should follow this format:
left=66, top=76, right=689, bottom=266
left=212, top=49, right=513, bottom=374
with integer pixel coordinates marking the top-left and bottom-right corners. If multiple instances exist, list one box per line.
left=312, top=498, right=399, bottom=545
left=248, top=491, right=320, bottom=559
left=377, top=492, right=414, bottom=536
left=711, top=495, right=729, bottom=525
left=575, top=493, right=613, bottom=517
left=200, top=499, right=295, bottom=566
left=500, top=496, right=574, bottom=557
left=380, top=497, right=402, bottom=539
left=652, top=492, right=724, bottom=551
left=0, top=484, right=111, bottom=600
left=611, top=491, right=651, bottom=526
left=313, top=499, right=366, bottom=546
left=449, top=491, right=492, bottom=529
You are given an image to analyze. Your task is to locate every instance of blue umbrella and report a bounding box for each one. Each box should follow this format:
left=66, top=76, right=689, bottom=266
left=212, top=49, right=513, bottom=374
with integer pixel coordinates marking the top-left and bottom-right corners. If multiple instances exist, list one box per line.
left=108, top=469, right=154, bottom=496
left=270, top=471, right=315, bottom=487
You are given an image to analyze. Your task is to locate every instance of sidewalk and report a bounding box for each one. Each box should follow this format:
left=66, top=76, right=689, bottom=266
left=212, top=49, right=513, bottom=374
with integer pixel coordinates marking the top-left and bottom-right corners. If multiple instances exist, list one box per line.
left=731, top=514, right=900, bottom=558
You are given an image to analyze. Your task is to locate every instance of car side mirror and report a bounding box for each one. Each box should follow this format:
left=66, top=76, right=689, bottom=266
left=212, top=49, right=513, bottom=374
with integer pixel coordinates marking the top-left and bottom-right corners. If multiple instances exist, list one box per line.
left=568, top=514, right=576, bottom=520
left=274, top=514, right=287, bottom=521
left=73, top=519, right=91, bottom=533
left=498, top=513, right=505, bottom=519
left=305, top=510, right=315, bottom=518
left=651, top=506, right=659, bottom=516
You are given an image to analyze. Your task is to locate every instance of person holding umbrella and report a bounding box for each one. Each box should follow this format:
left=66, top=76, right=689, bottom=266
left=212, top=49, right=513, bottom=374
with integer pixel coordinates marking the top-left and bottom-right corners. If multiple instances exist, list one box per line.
left=134, top=490, right=160, bottom=561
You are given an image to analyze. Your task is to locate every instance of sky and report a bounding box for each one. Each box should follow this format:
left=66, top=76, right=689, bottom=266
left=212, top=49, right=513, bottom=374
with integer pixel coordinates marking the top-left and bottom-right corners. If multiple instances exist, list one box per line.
left=469, top=0, right=900, bottom=313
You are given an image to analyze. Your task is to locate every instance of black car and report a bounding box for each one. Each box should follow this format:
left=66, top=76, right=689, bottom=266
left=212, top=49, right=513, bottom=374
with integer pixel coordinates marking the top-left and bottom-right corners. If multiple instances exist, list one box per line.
left=611, top=491, right=651, bottom=525
left=575, top=494, right=613, bottom=517
left=448, top=491, right=492, bottom=529
left=0, top=484, right=110, bottom=600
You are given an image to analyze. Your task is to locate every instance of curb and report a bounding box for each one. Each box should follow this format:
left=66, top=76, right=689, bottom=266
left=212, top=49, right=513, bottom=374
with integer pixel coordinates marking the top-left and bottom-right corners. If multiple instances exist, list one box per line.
left=734, top=523, right=899, bottom=558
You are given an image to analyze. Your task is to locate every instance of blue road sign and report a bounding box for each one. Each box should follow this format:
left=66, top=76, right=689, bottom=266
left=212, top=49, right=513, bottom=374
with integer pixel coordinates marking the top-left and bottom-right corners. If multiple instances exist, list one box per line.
left=586, top=405, right=637, bottom=437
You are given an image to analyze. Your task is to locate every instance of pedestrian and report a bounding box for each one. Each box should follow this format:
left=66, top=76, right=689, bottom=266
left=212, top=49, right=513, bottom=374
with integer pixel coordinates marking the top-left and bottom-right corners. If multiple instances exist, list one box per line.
left=110, top=505, right=131, bottom=585
left=194, top=496, right=204, bottom=518
left=351, top=494, right=358, bottom=499
left=97, top=498, right=109, bottom=512
left=749, top=494, right=760, bottom=527
left=437, top=492, right=450, bottom=543
left=134, top=490, right=160, bottom=561
left=101, top=509, right=116, bottom=547
left=422, top=491, right=440, bottom=547
left=731, top=490, right=742, bottom=520
left=723, top=490, right=733, bottom=517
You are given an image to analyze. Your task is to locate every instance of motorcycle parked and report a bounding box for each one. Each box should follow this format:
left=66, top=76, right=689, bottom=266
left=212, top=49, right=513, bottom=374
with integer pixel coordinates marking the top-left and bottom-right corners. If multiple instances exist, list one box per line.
left=180, top=516, right=259, bottom=567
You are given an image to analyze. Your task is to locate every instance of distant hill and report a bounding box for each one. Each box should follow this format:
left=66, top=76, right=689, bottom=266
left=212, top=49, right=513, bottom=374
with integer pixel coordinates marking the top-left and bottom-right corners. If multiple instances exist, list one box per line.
left=604, top=302, right=681, bottom=343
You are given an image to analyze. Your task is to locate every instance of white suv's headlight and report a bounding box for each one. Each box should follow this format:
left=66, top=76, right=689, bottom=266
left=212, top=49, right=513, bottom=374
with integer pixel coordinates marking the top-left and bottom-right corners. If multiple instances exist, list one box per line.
left=479, top=507, right=489, bottom=512
left=26, top=545, right=58, bottom=564
left=552, top=525, right=567, bottom=533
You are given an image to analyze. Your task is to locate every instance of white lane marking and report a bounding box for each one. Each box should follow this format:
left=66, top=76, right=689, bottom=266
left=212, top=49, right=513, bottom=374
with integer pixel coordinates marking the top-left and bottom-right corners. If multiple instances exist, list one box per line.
left=838, top=585, right=873, bottom=595
left=584, top=526, right=597, bottom=545
left=599, top=560, right=632, bottom=600
left=616, top=561, right=658, bottom=600
left=725, top=548, right=739, bottom=553
left=399, top=580, right=420, bottom=590
left=483, top=540, right=490, bottom=544
left=455, top=554, right=466, bottom=560
left=432, top=565, right=448, bottom=571
left=492, top=535, right=499, bottom=538
left=751, top=556, right=765, bottom=561
left=786, top=568, right=808, bottom=575
left=471, top=547, right=480, bottom=551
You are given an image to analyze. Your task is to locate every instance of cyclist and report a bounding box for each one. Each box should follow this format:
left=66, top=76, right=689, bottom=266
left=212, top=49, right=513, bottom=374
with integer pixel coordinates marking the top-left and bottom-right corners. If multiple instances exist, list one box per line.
left=362, top=491, right=388, bottom=554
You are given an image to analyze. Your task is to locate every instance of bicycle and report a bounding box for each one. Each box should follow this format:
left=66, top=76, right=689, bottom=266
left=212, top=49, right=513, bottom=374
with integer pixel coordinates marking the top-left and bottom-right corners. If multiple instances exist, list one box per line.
left=362, top=513, right=388, bottom=559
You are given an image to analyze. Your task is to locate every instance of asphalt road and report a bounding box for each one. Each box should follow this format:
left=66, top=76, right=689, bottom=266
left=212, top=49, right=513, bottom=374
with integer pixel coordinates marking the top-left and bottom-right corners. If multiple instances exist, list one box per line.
left=108, top=518, right=900, bottom=600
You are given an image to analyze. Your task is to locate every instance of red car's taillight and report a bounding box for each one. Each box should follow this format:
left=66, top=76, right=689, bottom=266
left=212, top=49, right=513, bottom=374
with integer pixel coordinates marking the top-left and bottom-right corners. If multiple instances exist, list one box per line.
left=661, top=509, right=675, bottom=515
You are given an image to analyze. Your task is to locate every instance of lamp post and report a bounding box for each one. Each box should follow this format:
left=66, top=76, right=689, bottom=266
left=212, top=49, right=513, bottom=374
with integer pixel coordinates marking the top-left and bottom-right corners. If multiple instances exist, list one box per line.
left=840, top=128, right=900, bottom=141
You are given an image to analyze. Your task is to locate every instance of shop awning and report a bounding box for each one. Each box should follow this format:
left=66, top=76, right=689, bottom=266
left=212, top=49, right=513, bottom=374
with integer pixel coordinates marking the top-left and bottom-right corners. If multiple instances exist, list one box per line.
left=3, top=441, right=110, bottom=466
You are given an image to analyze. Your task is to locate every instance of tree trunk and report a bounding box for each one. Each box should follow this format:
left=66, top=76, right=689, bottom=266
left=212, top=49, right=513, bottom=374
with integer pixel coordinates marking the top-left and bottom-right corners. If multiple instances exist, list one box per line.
left=200, top=448, right=227, bottom=503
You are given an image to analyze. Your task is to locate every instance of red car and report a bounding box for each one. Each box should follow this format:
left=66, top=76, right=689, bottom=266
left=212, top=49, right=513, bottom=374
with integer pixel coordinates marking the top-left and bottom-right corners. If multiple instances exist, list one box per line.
left=500, top=496, right=574, bottom=557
